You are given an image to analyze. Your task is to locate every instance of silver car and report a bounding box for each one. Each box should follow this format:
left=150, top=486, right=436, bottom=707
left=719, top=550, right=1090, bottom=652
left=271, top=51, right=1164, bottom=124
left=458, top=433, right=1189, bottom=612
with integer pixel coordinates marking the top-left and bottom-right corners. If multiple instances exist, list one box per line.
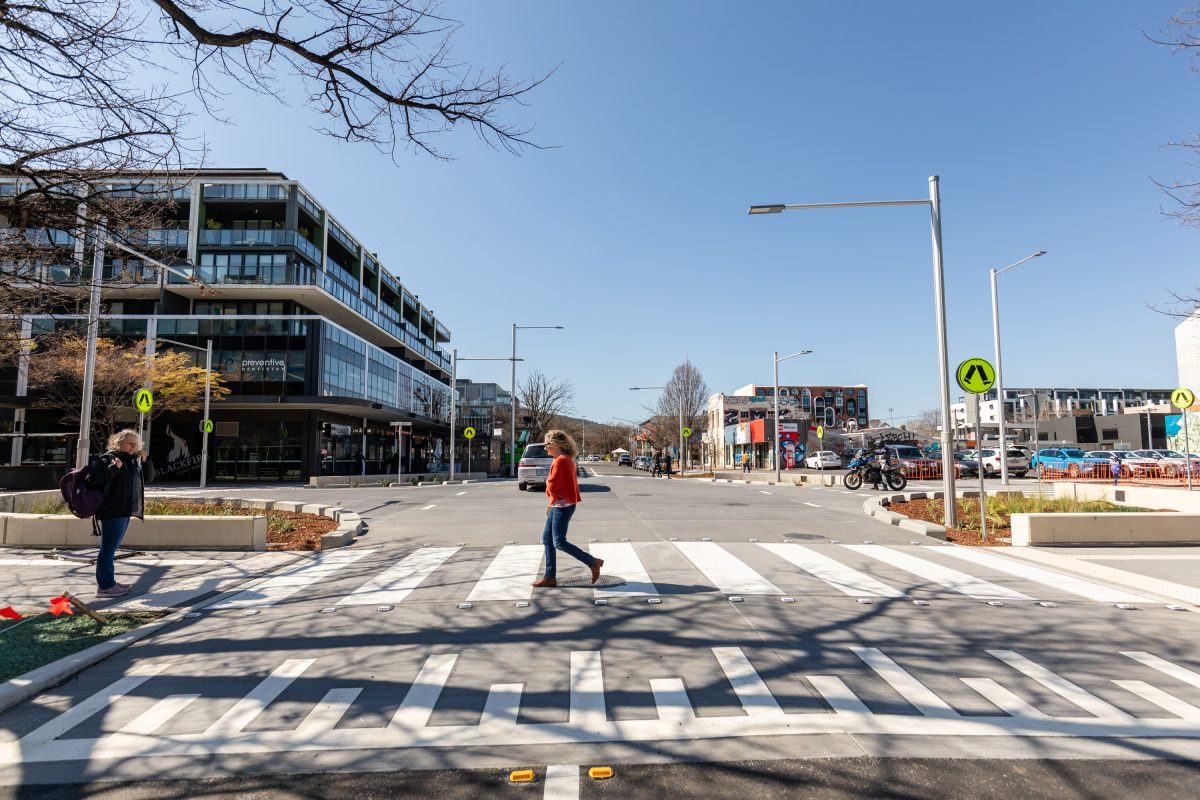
left=517, top=443, right=553, bottom=491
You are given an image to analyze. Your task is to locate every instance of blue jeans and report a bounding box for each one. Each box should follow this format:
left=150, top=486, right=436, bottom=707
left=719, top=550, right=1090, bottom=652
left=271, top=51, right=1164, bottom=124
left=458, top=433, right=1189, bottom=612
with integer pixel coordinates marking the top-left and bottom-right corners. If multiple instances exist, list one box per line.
left=97, top=517, right=130, bottom=589
left=541, top=504, right=594, bottom=578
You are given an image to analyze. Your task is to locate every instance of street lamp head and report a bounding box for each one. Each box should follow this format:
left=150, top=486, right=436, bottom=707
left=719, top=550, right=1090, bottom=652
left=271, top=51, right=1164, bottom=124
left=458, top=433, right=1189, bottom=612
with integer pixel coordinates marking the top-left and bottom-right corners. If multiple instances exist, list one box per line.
left=747, top=204, right=786, bottom=215
left=1034, top=250, right=1047, bottom=257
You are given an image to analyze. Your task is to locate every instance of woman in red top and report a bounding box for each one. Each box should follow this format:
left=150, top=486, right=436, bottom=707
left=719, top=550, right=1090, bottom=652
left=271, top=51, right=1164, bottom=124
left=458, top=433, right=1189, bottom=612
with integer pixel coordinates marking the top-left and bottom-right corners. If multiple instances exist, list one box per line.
left=531, top=429, right=603, bottom=588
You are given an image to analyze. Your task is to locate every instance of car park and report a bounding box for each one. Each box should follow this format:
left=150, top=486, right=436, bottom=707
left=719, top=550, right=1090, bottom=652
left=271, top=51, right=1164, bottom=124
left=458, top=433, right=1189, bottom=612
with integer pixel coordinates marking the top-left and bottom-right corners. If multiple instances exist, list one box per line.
left=517, top=443, right=554, bottom=491
left=803, top=450, right=841, bottom=470
left=1031, top=447, right=1108, bottom=477
left=976, top=448, right=1030, bottom=477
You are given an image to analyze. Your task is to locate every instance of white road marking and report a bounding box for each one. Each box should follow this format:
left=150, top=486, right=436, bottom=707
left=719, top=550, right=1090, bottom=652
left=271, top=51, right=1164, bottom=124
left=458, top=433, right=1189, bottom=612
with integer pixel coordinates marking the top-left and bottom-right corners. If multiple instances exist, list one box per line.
left=544, top=765, right=580, bottom=799
left=1122, top=651, right=1200, bottom=689
left=570, top=651, right=606, bottom=729
left=712, top=647, right=784, bottom=716
left=960, top=677, right=1049, bottom=719
left=802, top=502, right=822, bottom=508
left=118, top=694, right=200, bottom=736
left=466, top=545, right=544, bottom=601
left=1113, top=680, right=1200, bottom=720
left=0, top=559, right=219, bottom=567
left=203, top=659, right=316, bottom=736
left=456, top=491, right=467, bottom=496
left=338, top=547, right=461, bottom=605
left=208, top=551, right=369, bottom=610
left=390, top=654, right=458, bottom=730
left=295, top=688, right=362, bottom=736
left=852, top=646, right=959, bottom=718
left=673, top=542, right=784, bottom=595
left=421, top=505, right=436, bottom=510
left=760, top=490, right=772, bottom=495
left=845, top=545, right=1032, bottom=600
left=589, top=543, right=658, bottom=597
left=989, top=650, right=1132, bottom=720
left=935, top=547, right=1150, bottom=603
left=759, top=543, right=906, bottom=598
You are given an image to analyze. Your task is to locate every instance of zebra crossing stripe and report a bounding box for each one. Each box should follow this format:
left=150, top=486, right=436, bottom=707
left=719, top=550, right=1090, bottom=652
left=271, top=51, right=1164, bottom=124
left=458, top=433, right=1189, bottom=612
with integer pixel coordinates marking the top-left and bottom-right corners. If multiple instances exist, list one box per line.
left=544, top=765, right=581, bottom=800
left=209, top=551, right=369, bottom=610
left=989, top=650, right=1133, bottom=720
left=338, top=547, right=461, bottom=605
left=1113, top=680, right=1200, bottom=720
left=466, top=545, right=544, bottom=601
left=119, top=694, right=200, bottom=736
left=570, top=651, right=606, bottom=731
left=390, top=654, right=458, bottom=730
left=203, top=659, right=316, bottom=737
left=758, top=543, right=906, bottom=598
left=851, top=646, right=959, bottom=718
left=588, top=543, right=658, bottom=597
left=712, top=647, right=784, bottom=716
left=959, top=677, right=1049, bottom=719
left=844, top=545, right=1032, bottom=600
left=934, top=547, right=1150, bottom=604
left=295, top=688, right=362, bottom=737
left=1121, top=651, right=1200, bottom=689
left=673, top=542, right=784, bottom=595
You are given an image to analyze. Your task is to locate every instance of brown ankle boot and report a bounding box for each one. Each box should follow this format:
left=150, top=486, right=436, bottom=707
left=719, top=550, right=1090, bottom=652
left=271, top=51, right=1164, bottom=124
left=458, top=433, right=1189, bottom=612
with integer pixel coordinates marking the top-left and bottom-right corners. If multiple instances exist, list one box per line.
left=531, top=577, right=557, bottom=588
left=590, top=559, right=604, bottom=585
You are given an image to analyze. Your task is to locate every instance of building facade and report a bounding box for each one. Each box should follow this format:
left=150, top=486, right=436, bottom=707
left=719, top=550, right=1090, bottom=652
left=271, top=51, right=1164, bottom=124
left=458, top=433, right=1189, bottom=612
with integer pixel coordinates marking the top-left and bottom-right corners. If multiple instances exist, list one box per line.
left=1, top=169, right=457, bottom=482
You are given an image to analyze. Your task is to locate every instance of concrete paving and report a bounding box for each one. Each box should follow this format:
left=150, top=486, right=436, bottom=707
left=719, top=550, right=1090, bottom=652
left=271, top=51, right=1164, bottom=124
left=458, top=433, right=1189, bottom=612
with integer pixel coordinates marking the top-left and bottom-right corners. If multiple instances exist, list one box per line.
left=3, top=465, right=1200, bottom=796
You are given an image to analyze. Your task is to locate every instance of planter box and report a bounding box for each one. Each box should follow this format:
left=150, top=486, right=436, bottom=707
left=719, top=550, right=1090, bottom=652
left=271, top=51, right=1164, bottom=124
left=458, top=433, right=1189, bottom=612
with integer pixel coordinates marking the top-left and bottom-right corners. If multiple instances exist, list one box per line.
left=1011, top=512, right=1200, bottom=547
left=1, top=514, right=268, bottom=550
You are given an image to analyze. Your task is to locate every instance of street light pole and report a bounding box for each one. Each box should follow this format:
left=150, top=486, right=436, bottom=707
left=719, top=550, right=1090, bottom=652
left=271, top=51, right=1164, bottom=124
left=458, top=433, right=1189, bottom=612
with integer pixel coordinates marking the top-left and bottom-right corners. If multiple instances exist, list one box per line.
left=748, top=176, right=960, bottom=527
left=773, top=349, right=812, bottom=484
left=76, top=217, right=106, bottom=468
left=510, top=324, right=563, bottom=478
left=453, top=352, right=515, bottom=481
left=990, top=251, right=1046, bottom=486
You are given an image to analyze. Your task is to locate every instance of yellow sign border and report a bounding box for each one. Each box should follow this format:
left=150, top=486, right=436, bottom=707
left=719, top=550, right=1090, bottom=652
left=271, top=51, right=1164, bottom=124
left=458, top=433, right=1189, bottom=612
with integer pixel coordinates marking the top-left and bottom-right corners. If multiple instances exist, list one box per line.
left=1172, top=387, right=1195, bottom=410
left=133, top=388, right=153, bottom=413
left=955, top=357, right=996, bottom=395
left=463, top=426, right=476, bottom=439
left=681, top=427, right=692, bottom=438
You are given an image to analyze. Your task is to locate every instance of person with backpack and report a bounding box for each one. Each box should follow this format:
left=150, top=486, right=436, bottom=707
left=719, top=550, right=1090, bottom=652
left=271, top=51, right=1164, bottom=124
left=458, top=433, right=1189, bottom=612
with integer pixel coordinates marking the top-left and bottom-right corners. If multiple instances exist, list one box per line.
left=84, top=429, right=155, bottom=597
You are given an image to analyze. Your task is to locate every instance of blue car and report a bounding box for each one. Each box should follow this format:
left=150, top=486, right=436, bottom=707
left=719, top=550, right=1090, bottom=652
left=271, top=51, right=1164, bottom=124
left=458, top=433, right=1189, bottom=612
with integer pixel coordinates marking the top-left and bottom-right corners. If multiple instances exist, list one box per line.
left=1030, top=447, right=1108, bottom=477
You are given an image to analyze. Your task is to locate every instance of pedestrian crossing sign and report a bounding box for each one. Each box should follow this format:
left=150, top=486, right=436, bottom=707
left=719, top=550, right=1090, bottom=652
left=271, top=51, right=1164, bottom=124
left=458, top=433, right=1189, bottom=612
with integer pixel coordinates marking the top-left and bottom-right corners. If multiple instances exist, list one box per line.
left=955, top=358, right=995, bottom=395
left=682, top=427, right=692, bottom=438
left=463, top=427, right=476, bottom=439
left=133, top=388, right=153, bottom=413
left=1171, top=387, right=1195, bottom=410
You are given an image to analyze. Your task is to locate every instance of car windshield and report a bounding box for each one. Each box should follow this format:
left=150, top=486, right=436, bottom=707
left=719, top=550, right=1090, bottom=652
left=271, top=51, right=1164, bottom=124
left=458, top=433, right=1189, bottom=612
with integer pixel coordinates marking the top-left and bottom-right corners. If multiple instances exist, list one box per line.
left=1006, top=450, right=1025, bottom=457
left=523, top=444, right=549, bottom=459
left=818, top=451, right=835, bottom=457
left=890, top=446, right=923, bottom=459
left=981, top=449, right=996, bottom=456
left=1159, top=450, right=1186, bottom=458
left=1062, top=449, right=1087, bottom=458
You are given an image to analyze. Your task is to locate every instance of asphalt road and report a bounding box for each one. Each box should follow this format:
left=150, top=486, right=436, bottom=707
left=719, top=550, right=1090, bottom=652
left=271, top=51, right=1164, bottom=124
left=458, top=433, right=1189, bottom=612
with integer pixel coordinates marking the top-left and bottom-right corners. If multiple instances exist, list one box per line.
left=4, top=466, right=1200, bottom=798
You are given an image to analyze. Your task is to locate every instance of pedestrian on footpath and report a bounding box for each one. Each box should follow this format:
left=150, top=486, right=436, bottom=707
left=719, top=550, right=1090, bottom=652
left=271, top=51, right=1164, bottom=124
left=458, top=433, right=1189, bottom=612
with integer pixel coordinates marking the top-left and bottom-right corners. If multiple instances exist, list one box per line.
left=532, top=429, right=602, bottom=588
left=652, top=451, right=662, bottom=478
left=85, top=429, right=155, bottom=598
left=663, top=452, right=673, bottom=479
left=742, top=451, right=751, bottom=474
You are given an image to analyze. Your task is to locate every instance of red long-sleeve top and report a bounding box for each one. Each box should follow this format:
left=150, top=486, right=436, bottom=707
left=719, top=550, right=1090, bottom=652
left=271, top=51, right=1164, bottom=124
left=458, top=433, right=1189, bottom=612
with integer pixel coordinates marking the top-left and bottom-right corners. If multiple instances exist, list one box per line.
left=546, top=454, right=581, bottom=507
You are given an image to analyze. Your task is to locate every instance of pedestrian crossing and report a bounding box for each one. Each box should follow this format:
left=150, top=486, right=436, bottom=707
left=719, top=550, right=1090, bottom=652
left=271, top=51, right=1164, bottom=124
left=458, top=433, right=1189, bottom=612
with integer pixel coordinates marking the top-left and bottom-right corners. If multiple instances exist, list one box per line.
left=204, top=540, right=1155, bottom=610
left=10, top=643, right=1200, bottom=766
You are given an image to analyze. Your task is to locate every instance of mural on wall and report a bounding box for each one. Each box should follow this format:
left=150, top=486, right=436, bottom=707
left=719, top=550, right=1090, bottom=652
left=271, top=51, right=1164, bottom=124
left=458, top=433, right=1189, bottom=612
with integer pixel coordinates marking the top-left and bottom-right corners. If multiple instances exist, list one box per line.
left=1167, top=412, right=1200, bottom=455
left=720, top=395, right=802, bottom=426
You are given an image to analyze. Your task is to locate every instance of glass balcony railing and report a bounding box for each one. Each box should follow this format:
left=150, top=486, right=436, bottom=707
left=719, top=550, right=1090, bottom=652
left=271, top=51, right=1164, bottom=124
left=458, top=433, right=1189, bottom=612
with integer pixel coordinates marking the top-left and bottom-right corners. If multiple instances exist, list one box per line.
left=0, top=227, right=74, bottom=246
left=168, top=263, right=317, bottom=286
left=103, top=263, right=158, bottom=284
left=326, top=256, right=357, bottom=288
left=119, top=229, right=188, bottom=248
left=200, top=229, right=291, bottom=247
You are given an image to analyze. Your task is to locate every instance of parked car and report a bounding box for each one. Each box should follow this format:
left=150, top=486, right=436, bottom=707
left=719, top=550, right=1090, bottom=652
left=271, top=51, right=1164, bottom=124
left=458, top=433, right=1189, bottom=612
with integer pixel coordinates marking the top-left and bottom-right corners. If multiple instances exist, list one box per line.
left=617, top=453, right=633, bottom=467
left=952, top=451, right=980, bottom=478
left=976, top=448, right=1030, bottom=478
left=517, top=443, right=554, bottom=491
left=586, top=454, right=602, bottom=462
left=1131, top=449, right=1200, bottom=478
left=1031, top=447, right=1108, bottom=477
left=886, top=444, right=943, bottom=478
left=634, top=455, right=652, bottom=471
left=1084, top=450, right=1159, bottom=478
left=804, top=450, right=841, bottom=470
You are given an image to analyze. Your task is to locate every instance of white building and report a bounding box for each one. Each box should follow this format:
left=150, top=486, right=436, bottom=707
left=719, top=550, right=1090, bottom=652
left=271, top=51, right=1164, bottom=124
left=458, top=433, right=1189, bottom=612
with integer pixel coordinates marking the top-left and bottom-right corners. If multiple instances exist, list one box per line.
left=1178, top=307, right=1200, bottom=395
left=950, top=387, right=1174, bottom=445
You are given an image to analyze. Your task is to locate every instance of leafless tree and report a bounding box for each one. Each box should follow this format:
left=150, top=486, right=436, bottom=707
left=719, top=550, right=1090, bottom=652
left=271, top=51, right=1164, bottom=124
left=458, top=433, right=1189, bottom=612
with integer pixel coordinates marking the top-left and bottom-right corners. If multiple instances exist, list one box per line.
left=641, top=360, right=709, bottom=465
left=906, top=407, right=942, bottom=439
left=1, top=0, right=551, bottom=343
left=516, top=369, right=574, bottom=440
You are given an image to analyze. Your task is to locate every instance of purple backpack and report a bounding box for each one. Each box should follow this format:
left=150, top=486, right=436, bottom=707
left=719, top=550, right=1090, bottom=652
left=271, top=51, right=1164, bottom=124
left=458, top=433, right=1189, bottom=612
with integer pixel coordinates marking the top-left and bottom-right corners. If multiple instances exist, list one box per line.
left=58, top=465, right=106, bottom=520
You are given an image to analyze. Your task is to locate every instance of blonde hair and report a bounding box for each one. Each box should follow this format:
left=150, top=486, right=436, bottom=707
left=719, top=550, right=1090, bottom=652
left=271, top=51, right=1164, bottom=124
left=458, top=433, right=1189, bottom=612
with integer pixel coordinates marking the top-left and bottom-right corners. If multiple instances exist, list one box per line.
left=543, top=429, right=578, bottom=458
left=106, top=429, right=142, bottom=452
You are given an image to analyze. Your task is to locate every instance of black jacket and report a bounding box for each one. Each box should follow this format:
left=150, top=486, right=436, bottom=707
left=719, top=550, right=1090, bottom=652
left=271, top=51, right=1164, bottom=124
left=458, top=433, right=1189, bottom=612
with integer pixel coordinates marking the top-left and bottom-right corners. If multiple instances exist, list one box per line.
left=85, top=451, right=155, bottom=520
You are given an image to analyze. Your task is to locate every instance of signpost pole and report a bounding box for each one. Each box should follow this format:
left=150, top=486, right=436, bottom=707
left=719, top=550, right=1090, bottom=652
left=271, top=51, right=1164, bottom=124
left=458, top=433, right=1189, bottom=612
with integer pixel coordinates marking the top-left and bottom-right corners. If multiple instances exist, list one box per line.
left=1173, top=388, right=1196, bottom=492
left=1185, top=410, right=1193, bottom=492
left=450, top=349, right=457, bottom=481
left=975, top=393, right=987, bottom=542
left=200, top=339, right=212, bottom=489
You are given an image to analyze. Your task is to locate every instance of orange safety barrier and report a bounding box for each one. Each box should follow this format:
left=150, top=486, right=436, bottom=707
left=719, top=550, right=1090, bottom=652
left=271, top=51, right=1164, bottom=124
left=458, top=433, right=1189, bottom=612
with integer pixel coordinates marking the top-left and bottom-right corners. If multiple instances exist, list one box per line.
left=1038, top=460, right=1200, bottom=487
left=895, top=460, right=943, bottom=480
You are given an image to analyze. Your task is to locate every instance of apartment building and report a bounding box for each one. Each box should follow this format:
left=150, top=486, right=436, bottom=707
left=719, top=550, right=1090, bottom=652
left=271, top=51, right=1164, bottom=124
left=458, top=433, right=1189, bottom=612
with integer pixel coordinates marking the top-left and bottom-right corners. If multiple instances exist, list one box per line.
left=1, top=168, right=455, bottom=482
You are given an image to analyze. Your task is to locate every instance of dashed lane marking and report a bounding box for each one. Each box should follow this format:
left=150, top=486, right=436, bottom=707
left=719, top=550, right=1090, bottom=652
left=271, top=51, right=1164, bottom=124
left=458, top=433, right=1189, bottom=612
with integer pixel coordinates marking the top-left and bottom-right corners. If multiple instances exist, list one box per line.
left=802, top=502, right=822, bottom=508
left=421, top=505, right=436, bottom=510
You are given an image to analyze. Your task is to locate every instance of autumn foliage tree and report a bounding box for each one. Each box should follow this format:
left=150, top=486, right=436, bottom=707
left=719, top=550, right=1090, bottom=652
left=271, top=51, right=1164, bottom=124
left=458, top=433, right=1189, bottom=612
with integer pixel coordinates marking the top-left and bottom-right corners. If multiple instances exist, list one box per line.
left=26, top=335, right=229, bottom=445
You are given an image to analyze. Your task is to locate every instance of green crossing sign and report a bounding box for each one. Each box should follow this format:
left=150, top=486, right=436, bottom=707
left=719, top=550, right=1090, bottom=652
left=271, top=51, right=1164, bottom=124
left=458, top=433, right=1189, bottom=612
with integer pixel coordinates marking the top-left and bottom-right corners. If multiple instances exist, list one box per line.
left=955, top=358, right=996, bottom=395
left=133, top=388, right=153, bottom=413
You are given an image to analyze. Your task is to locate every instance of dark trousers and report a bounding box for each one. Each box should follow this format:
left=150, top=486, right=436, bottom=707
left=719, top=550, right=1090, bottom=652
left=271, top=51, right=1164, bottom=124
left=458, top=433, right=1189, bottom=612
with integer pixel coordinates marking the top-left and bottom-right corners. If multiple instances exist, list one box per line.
left=97, top=516, right=131, bottom=589
left=541, top=504, right=594, bottom=578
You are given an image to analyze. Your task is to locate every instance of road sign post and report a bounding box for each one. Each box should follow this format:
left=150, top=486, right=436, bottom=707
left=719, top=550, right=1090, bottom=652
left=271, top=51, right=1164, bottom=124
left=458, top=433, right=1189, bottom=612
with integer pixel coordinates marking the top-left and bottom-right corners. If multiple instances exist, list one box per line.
left=1172, top=388, right=1196, bottom=492
left=463, top=427, right=476, bottom=477
left=957, top=357, right=996, bottom=541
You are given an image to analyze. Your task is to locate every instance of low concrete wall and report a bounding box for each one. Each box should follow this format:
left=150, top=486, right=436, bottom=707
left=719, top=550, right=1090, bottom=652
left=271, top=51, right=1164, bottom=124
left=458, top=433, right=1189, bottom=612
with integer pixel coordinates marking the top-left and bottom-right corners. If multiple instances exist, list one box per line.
left=1053, top=482, right=1200, bottom=513
left=308, top=473, right=489, bottom=488
left=0, top=490, right=61, bottom=514
left=1011, top=512, right=1200, bottom=546
left=2, top=514, right=267, bottom=550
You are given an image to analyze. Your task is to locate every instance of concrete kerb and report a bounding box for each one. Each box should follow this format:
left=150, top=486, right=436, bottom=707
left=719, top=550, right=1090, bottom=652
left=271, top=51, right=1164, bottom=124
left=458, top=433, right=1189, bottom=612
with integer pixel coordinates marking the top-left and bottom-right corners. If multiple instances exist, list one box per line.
left=862, top=492, right=950, bottom=541
left=0, top=550, right=307, bottom=715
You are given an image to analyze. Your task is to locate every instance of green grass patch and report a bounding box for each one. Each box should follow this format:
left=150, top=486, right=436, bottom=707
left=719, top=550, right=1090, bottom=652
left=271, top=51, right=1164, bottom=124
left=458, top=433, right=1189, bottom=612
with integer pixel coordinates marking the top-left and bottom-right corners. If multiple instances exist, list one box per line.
left=22, top=499, right=302, bottom=537
left=927, top=495, right=1155, bottom=532
left=0, top=612, right=167, bottom=683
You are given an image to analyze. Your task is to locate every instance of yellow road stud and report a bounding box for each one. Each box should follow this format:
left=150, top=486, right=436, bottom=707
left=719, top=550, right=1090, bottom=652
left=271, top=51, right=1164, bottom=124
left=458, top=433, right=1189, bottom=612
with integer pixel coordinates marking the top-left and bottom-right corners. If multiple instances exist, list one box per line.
left=588, top=766, right=614, bottom=779
left=509, top=769, right=535, bottom=783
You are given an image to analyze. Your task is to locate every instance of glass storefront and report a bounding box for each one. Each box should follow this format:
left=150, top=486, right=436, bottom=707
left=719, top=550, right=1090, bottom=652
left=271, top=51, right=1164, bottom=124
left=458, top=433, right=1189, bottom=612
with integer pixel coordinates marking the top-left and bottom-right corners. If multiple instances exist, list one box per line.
left=212, top=419, right=304, bottom=481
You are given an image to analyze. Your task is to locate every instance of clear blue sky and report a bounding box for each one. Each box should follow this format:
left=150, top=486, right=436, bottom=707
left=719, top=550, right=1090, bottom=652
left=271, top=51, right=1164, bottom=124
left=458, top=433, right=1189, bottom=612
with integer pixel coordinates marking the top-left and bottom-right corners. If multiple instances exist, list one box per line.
left=187, top=1, right=1198, bottom=426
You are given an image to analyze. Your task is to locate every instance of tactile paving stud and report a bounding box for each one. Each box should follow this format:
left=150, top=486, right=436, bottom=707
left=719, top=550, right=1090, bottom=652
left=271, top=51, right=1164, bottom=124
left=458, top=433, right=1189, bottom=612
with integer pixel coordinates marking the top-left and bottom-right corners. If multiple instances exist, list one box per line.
left=749, top=538, right=759, bottom=542
left=423, top=543, right=432, bottom=547
left=987, top=600, right=1005, bottom=607
left=856, top=598, right=873, bottom=605
left=505, top=540, right=514, bottom=545
left=1115, top=603, right=1138, bottom=610
left=1168, top=605, right=1188, bottom=611
left=728, top=596, right=744, bottom=603
left=321, top=607, right=337, bottom=614
left=862, top=540, right=874, bottom=544
left=457, top=602, right=473, bottom=609
left=829, top=539, right=841, bottom=544
left=1037, top=601, right=1058, bottom=608
left=377, top=605, right=393, bottom=612
left=594, top=599, right=608, bottom=606
left=243, top=609, right=261, bottom=616
left=184, top=612, right=201, bottom=619
left=913, top=600, right=930, bottom=607
left=509, top=769, right=535, bottom=783
left=780, top=597, right=796, bottom=603
left=620, top=537, right=630, bottom=542
left=514, top=601, right=530, bottom=608
left=588, top=766, right=614, bottom=780
left=702, top=537, right=712, bottom=542
left=669, top=537, right=678, bottom=541
left=909, top=541, right=922, bottom=545
left=589, top=538, right=599, bottom=542
left=456, top=542, right=465, bottom=547
left=647, top=598, right=662, bottom=605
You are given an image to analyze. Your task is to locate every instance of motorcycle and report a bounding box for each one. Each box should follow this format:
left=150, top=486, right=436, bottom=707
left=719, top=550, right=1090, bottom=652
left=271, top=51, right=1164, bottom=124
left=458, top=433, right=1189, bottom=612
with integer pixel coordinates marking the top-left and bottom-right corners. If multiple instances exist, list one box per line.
left=843, top=451, right=908, bottom=491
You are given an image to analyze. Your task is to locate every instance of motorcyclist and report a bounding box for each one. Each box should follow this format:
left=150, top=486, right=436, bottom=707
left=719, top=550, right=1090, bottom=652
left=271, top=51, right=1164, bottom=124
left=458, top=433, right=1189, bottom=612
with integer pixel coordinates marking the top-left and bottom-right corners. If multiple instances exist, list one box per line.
left=868, top=444, right=891, bottom=490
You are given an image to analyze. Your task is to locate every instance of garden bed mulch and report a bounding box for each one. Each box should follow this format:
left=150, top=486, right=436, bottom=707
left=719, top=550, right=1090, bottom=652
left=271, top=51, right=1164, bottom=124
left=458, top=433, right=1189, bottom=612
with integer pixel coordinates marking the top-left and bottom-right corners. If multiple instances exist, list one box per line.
left=888, top=498, right=1011, bottom=547
left=0, top=612, right=168, bottom=683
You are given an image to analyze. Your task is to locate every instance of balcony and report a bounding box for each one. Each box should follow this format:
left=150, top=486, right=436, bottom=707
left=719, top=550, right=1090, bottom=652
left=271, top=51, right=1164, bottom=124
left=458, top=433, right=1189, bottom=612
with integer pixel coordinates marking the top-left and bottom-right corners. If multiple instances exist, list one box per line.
left=200, top=229, right=292, bottom=247
left=0, top=227, right=73, bottom=246
left=121, top=229, right=188, bottom=248
left=168, top=263, right=317, bottom=286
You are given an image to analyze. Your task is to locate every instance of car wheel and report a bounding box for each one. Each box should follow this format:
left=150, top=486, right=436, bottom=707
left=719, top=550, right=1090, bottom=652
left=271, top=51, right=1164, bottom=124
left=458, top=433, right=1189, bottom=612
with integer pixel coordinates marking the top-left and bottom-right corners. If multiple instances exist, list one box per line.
left=1015, top=471, right=1027, bottom=478
left=518, top=482, right=528, bottom=491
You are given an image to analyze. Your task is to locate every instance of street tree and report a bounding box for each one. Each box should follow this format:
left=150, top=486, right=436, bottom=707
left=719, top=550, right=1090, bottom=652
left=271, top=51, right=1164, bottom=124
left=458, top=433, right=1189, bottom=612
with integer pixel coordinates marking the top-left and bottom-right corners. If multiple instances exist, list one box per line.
left=516, top=369, right=574, bottom=441
left=26, top=334, right=229, bottom=445
left=0, top=0, right=551, bottom=337
left=643, top=360, right=709, bottom=464
left=906, top=408, right=942, bottom=439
